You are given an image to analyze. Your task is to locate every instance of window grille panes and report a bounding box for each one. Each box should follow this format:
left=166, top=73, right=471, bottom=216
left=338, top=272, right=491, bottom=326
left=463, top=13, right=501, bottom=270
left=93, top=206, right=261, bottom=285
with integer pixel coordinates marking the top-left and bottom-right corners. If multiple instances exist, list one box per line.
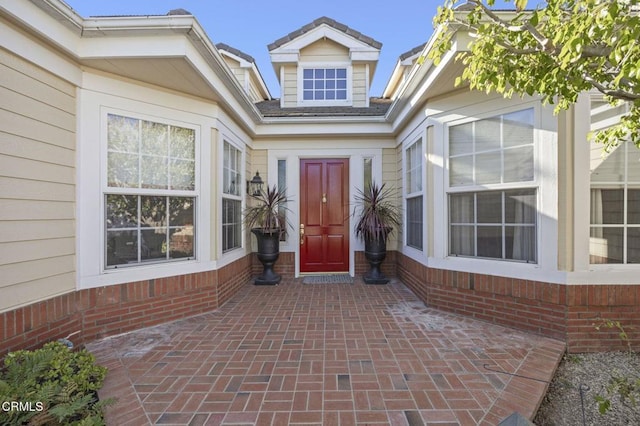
left=107, top=114, right=195, bottom=190
left=223, top=143, right=241, bottom=196
left=222, top=141, right=242, bottom=252
left=105, top=113, right=197, bottom=269
left=303, top=68, right=347, bottom=101
left=449, top=109, right=534, bottom=187
left=405, top=139, right=423, bottom=250
left=406, top=139, right=423, bottom=193
left=590, top=140, right=640, bottom=264
left=406, top=196, right=423, bottom=249
left=278, top=159, right=287, bottom=241
left=222, top=198, right=242, bottom=252
left=106, top=195, right=195, bottom=267
left=449, top=189, right=537, bottom=262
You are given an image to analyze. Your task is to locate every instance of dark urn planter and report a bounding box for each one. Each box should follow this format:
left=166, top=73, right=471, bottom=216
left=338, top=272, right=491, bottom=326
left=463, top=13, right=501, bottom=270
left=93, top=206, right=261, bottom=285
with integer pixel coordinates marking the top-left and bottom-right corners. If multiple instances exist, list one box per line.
left=251, top=228, right=281, bottom=285
left=363, top=236, right=389, bottom=284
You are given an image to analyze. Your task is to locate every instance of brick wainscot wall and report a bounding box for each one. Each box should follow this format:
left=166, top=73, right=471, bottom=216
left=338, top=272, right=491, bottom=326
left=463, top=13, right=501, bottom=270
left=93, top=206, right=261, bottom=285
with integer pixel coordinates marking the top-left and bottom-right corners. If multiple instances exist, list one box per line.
left=2, top=252, right=639, bottom=355
left=396, top=254, right=640, bottom=353
left=0, top=256, right=252, bottom=357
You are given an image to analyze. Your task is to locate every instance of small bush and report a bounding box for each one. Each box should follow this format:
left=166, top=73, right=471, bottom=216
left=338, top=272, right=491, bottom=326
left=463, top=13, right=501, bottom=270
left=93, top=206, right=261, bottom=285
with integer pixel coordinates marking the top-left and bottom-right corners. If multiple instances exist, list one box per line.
left=0, top=341, right=112, bottom=425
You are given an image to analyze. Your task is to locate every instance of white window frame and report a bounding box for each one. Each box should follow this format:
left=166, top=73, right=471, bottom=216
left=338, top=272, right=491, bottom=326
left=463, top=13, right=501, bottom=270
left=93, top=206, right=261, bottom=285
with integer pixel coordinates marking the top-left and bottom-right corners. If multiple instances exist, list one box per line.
left=589, top=140, right=640, bottom=265
left=77, top=84, right=213, bottom=289
left=445, top=106, right=540, bottom=264
left=297, top=62, right=353, bottom=106
left=220, top=138, right=244, bottom=255
left=404, top=137, right=424, bottom=253
left=103, top=113, right=198, bottom=269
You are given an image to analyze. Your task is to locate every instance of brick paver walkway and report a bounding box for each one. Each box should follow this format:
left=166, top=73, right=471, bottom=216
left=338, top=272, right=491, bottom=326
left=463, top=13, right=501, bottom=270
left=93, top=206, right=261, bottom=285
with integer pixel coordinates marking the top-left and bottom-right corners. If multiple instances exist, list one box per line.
left=88, top=277, right=565, bottom=425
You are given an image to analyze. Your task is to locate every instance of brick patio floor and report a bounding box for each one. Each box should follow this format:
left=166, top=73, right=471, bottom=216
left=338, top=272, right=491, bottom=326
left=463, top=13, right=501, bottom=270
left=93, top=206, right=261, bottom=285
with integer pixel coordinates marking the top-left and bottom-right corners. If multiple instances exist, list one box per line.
left=88, top=277, right=565, bottom=425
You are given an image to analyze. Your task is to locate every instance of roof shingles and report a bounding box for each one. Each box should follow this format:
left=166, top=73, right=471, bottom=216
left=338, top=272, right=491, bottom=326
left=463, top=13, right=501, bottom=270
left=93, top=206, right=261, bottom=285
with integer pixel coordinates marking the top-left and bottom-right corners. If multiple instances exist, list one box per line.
left=256, top=98, right=391, bottom=118
left=268, top=16, right=382, bottom=51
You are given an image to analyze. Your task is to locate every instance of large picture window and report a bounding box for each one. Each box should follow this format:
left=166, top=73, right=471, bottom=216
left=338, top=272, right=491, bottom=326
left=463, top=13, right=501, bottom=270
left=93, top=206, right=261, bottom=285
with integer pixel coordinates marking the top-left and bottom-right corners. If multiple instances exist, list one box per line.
left=302, top=68, right=348, bottom=101
left=105, top=114, right=196, bottom=267
left=448, top=109, right=536, bottom=262
left=405, top=139, right=423, bottom=250
left=222, top=141, right=242, bottom=252
left=590, top=141, right=640, bottom=263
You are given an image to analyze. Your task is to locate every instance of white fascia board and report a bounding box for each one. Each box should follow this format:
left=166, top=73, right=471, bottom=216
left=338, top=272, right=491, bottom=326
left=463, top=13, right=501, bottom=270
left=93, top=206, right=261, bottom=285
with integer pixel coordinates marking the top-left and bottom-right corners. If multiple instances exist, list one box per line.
left=183, top=24, right=264, bottom=125
left=386, top=27, right=467, bottom=130
left=280, top=25, right=376, bottom=52
left=400, top=57, right=417, bottom=66
left=81, top=15, right=195, bottom=37
left=381, top=61, right=404, bottom=99
left=350, top=49, right=380, bottom=62
left=270, top=51, right=300, bottom=64
left=253, top=138, right=394, bottom=151
left=218, top=49, right=252, bottom=68
left=1, top=8, right=82, bottom=85
left=250, top=62, right=272, bottom=100
left=255, top=120, right=392, bottom=138
left=183, top=40, right=261, bottom=130
left=270, top=24, right=379, bottom=59
left=1, top=0, right=82, bottom=59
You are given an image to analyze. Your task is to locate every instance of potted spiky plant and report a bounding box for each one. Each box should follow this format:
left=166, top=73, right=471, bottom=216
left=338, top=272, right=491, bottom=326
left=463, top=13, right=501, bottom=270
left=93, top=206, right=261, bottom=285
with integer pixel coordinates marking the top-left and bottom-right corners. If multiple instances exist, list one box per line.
left=244, top=184, right=291, bottom=285
left=354, top=182, right=400, bottom=284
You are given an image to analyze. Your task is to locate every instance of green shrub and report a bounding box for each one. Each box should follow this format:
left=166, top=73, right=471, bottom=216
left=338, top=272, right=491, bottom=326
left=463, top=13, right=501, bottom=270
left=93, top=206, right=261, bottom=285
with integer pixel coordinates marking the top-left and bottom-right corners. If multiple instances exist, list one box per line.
left=0, top=341, right=112, bottom=425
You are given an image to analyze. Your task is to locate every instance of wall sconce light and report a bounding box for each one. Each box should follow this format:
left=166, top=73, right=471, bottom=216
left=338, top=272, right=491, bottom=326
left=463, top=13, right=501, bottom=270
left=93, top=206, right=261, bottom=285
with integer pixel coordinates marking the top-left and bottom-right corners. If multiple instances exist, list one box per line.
left=247, top=171, right=263, bottom=196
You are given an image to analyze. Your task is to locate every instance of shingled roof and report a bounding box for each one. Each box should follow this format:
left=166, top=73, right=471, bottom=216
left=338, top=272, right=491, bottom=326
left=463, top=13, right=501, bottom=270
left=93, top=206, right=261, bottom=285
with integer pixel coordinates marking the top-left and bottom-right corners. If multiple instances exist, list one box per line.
left=256, top=98, right=392, bottom=118
left=215, top=43, right=255, bottom=63
left=399, top=42, right=427, bottom=61
left=267, top=16, right=382, bottom=51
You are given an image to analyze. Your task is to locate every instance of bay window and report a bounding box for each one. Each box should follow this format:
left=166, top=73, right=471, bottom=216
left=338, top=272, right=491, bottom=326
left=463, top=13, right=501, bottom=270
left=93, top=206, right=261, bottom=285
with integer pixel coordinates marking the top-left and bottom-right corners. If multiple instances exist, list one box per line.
left=105, top=114, right=196, bottom=268
left=448, top=108, right=536, bottom=262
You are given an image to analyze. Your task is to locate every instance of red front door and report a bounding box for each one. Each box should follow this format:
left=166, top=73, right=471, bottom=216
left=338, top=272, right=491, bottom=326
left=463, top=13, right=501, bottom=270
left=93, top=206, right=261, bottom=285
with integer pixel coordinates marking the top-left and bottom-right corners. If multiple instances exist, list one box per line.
left=300, top=159, right=350, bottom=273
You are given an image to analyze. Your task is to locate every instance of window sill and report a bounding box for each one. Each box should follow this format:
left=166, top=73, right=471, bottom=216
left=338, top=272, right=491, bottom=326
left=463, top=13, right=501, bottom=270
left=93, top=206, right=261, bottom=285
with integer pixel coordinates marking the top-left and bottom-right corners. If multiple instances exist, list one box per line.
left=80, top=259, right=217, bottom=289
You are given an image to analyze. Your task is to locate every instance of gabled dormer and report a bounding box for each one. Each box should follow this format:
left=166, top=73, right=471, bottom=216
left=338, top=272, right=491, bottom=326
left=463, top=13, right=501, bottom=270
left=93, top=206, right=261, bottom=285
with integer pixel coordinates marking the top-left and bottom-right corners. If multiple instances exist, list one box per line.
left=216, top=43, right=272, bottom=103
left=382, top=42, right=427, bottom=100
left=268, top=17, right=381, bottom=108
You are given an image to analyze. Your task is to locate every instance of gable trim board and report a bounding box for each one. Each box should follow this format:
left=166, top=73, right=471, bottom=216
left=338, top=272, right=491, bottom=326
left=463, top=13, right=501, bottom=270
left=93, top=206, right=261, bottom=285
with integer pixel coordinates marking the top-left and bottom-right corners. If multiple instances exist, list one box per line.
left=1, top=1, right=639, bottom=354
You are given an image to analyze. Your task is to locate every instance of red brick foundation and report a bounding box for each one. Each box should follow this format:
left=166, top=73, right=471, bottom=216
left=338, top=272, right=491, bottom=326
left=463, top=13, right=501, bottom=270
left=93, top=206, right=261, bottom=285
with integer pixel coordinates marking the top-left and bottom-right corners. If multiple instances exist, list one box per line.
left=397, top=253, right=640, bottom=353
left=0, top=256, right=252, bottom=356
left=3, top=251, right=638, bottom=355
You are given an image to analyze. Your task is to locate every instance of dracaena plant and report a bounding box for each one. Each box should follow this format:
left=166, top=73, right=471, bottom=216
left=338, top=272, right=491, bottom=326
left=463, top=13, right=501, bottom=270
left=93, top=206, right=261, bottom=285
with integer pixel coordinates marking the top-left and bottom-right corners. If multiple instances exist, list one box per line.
left=354, top=182, right=401, bottom=243
left=243, top=184, right=292, bottom=235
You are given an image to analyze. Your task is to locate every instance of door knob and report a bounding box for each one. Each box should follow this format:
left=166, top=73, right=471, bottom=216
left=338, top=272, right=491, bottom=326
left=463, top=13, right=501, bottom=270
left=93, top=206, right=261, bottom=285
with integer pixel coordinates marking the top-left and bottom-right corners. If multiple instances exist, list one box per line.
left=300, top=224, right=304, bottom=245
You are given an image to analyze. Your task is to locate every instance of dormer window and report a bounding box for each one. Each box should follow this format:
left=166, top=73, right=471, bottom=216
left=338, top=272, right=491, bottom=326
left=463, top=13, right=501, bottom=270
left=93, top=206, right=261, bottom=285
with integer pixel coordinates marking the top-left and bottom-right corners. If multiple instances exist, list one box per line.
left=269, top=17, right=381, bottom=108
left=303, top=68, right=347, bottom=101
left=298, top=64, right=352, bottom=106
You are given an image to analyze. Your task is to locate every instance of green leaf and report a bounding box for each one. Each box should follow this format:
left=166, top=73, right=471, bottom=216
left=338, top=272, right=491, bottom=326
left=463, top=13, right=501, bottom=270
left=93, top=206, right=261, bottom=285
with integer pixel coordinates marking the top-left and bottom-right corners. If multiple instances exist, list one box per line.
left=515, top=0, right=528, bottom=12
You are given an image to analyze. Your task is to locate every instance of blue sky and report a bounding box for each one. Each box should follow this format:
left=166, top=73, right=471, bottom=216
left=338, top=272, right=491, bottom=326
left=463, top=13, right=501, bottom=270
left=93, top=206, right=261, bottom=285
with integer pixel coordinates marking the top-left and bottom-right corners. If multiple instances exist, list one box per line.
left=63, top=1, right=515, bottom=98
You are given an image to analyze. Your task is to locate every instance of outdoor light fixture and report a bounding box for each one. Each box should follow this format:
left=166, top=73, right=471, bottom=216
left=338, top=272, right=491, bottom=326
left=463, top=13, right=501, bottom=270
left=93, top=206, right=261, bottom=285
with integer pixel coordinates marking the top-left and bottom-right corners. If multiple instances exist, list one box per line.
left=247, top=171, right=263, bottom=196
